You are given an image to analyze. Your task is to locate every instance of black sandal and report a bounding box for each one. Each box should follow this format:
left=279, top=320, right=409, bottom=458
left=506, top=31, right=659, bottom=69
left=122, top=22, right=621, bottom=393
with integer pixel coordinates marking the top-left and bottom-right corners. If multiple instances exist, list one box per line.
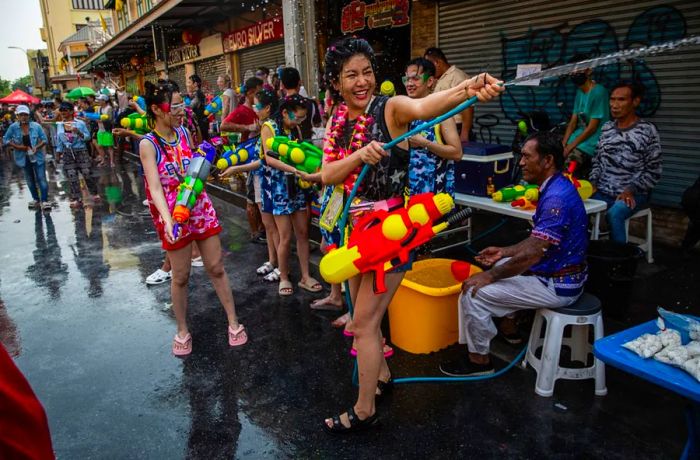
left=376, top=377, right=393, bottom=403
left=323, top=407, right=379, bottom=434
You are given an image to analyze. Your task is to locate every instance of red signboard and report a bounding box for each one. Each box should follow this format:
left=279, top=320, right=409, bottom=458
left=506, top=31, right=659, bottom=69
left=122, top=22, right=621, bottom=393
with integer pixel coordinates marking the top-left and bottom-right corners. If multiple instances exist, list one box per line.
left=341, top=0, right=410, bottom=34
left=222, top=17, right=284, bottom=53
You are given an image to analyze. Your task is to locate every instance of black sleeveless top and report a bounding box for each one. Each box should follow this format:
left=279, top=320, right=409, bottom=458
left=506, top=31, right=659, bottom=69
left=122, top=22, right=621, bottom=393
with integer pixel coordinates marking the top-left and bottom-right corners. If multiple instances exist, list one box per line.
left=349, top=96, right=409, bottom=201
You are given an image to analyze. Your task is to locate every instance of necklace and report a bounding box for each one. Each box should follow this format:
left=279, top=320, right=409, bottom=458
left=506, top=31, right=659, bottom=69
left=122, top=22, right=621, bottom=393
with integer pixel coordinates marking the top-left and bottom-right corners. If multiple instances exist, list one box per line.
left=323, top=103, right=374, bottom=194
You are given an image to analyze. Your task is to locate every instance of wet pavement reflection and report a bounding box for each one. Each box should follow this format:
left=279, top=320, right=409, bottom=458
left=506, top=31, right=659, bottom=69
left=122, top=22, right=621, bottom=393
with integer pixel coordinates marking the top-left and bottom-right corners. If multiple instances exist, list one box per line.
left=0, top=156, right=694, bottom=458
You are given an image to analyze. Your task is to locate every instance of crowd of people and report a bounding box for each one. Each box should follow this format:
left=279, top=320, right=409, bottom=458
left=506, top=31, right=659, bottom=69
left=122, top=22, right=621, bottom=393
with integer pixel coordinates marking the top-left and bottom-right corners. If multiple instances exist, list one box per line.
left=8, top=34, right=700, bottom=438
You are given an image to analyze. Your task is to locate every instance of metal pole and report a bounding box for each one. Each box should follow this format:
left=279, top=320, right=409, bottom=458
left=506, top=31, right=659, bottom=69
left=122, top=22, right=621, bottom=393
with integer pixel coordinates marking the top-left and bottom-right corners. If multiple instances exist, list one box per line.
left=160, top=27, right=169, bottom=75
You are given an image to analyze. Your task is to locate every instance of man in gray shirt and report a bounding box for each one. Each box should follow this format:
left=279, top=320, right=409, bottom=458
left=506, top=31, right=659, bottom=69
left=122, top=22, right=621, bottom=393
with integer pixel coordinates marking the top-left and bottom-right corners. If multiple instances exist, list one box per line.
left=590, top=81, right=662, bottom=243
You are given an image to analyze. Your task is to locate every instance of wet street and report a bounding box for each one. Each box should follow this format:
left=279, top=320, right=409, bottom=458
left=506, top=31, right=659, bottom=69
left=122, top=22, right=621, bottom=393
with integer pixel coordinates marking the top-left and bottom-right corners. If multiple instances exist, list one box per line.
left=0, top=156, right=693, bottom=459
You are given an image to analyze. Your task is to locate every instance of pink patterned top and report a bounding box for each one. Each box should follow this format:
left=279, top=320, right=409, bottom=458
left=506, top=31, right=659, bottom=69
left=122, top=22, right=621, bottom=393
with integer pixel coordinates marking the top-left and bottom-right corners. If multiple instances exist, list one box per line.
left=142, top=127, right=221, bottom=250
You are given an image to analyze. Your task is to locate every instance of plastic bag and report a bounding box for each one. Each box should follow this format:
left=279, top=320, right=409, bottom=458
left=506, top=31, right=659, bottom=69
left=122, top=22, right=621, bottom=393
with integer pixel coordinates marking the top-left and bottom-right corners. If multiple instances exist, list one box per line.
left=623, top=334, right=663, bottom=358
left=654, top=345, right=690, bottom=366
left=682, top=357, right=700, bottom=382
left=657, top=307, right=700, bottom=342
left=658, top=329, right=682, bottom=348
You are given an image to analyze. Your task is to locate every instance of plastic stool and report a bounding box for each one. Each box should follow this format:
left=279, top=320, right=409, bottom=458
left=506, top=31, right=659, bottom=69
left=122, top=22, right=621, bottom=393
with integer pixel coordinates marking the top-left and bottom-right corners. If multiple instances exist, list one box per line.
left=625, top=207, right=653, bottom=263
left=522, top=293, right=607, bottom=397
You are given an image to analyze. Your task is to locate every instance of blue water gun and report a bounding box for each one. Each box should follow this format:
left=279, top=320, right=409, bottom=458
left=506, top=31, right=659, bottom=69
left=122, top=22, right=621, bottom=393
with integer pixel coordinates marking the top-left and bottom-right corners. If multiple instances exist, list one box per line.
left=172, top=141, right=217, bottom=238
left=215, top=136, right=259, bottom=169
left=132, top=96, right=146, bottom=111
left=79, top=111, right=109, bottom=121
left=204, top=95, right=222, bottom=116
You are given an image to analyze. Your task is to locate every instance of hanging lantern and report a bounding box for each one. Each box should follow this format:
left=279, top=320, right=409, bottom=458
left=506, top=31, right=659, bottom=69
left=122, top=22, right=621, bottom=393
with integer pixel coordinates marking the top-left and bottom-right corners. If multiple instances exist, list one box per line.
left=182, top=29, right=202, bottom=46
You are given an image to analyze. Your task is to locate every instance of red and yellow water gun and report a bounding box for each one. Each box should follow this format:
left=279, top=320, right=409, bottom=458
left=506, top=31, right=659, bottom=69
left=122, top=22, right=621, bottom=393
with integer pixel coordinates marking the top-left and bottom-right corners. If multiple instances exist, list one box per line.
left=511, top=186, right=539, bottom=210
left=565, top=161, right=594, bottom=200
left=320, top=193, right=472, bottom=293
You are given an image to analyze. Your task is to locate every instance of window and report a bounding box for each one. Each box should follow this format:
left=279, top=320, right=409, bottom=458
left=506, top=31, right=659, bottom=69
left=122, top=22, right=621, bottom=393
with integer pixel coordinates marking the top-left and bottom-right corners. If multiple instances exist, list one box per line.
left=71, top=0, right=105, bottom=9
left=117, top=8, right=128, bottom=31
left=136, top=0, right=153, bottom=17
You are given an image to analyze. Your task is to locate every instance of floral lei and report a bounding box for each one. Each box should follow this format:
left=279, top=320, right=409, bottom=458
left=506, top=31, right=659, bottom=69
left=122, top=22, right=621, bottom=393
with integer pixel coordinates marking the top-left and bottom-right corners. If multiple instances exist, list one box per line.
left=323, top=103, right=374, bottom=194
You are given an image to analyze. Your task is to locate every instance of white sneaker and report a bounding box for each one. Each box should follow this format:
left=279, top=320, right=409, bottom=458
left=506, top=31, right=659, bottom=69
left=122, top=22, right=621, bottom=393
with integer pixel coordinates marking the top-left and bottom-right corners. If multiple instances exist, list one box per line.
left=28, top=200, right=38, bottom=209
left=191, top=256, right=204, bottom=267
left=142, top=199, right=149, bottom=207
left=146, top=268, right=172, bottom=285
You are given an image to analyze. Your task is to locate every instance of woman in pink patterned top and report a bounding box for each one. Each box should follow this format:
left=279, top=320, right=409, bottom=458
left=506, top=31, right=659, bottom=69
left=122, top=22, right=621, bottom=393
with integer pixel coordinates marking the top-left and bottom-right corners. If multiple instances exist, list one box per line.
left=139, top=81, right=247, bottom=356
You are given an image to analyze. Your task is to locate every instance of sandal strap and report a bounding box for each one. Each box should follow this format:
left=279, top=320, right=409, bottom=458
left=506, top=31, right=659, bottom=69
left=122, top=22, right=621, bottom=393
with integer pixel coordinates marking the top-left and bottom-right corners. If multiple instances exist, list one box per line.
left=346, top=407, right=358, bottom=426
left=173, top=333, right=191, bottom=345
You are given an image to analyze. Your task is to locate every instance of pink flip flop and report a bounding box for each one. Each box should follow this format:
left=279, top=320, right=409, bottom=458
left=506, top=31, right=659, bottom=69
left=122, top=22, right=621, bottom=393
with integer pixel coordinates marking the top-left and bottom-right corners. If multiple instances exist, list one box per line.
left=228, top=324, right=248, bottom=347
left=172, top=333, right=192, bottom=356
left=343, top=329, right=354, bottom=337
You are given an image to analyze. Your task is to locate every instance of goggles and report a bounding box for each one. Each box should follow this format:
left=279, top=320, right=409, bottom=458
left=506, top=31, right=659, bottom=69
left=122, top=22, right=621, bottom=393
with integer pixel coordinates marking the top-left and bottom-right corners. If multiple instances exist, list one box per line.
left=402, top=73, right=430, bottom=85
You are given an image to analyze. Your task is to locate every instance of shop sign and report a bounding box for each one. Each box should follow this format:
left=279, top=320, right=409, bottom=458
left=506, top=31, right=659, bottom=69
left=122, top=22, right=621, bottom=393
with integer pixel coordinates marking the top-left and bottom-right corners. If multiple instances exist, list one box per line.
left=222, top=17, right=284, bottom=53
left=341, top=0, right=410, bottom=34
left=168, top=44, right=200, bottom=66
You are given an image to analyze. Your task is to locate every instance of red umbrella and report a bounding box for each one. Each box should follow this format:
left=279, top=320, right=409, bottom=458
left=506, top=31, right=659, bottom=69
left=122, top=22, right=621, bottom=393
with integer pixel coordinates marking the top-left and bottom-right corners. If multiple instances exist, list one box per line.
left=0, top=89, right=40, bottom=105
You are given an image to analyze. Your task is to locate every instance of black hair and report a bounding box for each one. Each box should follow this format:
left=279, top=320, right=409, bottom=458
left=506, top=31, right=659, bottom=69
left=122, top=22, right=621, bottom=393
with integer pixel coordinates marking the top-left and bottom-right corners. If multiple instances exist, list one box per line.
left=59, top=101, right=73, bottom=111
left=525, top=131, right=565, bottom=170
left=611, top=80, right=645, bottom=100
left=244, top=77, right=264, bottom=94
left=406, top=57, right=436, bottom=78
left=280, top=67, right=301, bottom=90
left=323, top=36, right=377, bottom=99
left=424, top=47, right=448, bottom=64
left=189, top=74, right=202, bottom=88
left=144, top=80, right=179, bottom=122
left=274, top=94, right=307, bottom=138
left=256, top=66, right=270, bottom=76
left=256, top=88, right=279, bottom=116
left=280, top=94, right=308, bottom=114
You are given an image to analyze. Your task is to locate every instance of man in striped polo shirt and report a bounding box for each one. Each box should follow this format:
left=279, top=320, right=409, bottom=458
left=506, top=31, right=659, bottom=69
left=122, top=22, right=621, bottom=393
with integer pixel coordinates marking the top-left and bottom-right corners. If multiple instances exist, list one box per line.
left=590, top=81, right=662, bottom=244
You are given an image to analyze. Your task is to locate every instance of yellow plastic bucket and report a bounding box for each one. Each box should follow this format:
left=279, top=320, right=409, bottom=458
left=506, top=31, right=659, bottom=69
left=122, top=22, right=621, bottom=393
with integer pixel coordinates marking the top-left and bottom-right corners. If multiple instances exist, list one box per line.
left=388, top=258, right=481, bottom=354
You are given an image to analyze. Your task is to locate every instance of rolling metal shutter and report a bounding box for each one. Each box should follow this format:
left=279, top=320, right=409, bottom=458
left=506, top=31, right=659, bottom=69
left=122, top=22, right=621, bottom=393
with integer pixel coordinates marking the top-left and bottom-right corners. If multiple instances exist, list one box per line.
left=238, top=41, right=286, bottom=82
left=195, top=55, right=227, bottom=94
left=438, top=0, right=700, bottom=207
left=167, top=64, right=186, bottom=93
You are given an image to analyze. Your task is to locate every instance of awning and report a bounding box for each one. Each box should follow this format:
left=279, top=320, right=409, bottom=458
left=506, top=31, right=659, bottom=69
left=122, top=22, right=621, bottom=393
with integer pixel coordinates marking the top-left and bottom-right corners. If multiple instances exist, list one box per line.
left=49, top=73, right=91, bottom=82
left=77, top=0, right=282, bottom=72
left=81, top=54, right=108, bottom=72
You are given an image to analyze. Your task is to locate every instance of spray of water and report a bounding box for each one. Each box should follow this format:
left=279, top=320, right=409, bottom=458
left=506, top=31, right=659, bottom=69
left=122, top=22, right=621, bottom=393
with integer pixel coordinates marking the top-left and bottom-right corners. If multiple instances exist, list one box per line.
left=505, top=35, right=700, bottom=86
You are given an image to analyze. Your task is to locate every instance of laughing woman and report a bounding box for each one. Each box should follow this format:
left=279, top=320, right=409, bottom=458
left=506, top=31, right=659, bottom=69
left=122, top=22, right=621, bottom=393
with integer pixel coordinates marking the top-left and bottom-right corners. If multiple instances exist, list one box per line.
left=320, top=37, right=503, bottom=433
left=139, top=81, right=247, bottom=356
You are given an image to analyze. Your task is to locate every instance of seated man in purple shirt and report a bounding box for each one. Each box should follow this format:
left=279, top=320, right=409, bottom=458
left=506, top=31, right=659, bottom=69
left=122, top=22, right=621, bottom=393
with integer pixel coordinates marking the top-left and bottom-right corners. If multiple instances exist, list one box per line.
left=441, top=131, right=589, bottom=376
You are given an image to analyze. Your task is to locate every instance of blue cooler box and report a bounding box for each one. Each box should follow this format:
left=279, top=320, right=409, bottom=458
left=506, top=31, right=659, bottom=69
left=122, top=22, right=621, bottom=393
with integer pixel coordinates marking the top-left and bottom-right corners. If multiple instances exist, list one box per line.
left=454, top=142, right=513, bottom=196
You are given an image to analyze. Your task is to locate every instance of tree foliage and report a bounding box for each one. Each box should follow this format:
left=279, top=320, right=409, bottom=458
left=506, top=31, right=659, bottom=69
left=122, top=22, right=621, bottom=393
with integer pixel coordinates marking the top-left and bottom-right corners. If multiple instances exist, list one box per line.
left=0, top=78, right=11, bottom=97
left=12, top=75, right=33, bottom=92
